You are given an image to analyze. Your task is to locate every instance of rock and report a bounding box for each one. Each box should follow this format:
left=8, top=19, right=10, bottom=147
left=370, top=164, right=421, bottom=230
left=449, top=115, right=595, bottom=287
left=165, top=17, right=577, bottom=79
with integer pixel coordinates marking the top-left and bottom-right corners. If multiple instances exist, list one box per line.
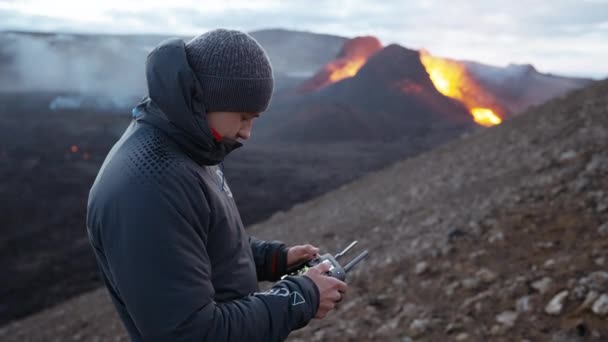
left=313, top=330, right=326, bottom=340
left=598, top=222, right=608, bottom=235
left=445, top=281, right=460, bottom=297
left=474, top=301, right=484, bottom=314
left=395, top=303, right=418, bottom=320
left=467, top=221, right=483, bottom=235
left=579, top=271, right=608, bottom=292
left=468, top=250, right=487, bottom=260
left=573, top=176, right=590, bottom=192
left=515, top=275, right=528, bottom=283
left=516, top=295, right=533, bottom=313
left=440, top=260, right=452, bottom=270
left=572, top=284, right=588, bottom=300
left=592, top=329, right=602, bottom=338
left=461, top=290, right=492, bottom=309
left=376, top=315, right=402, bottom=335
left=543, top=259, right=556, bottom=268
left=575, top=291, right=599, bottom=312
left=597, top=199, right=608, bottom=213
left=482, top=217, right=498, bottom=228
left=536, top=241, right=555, bottom=249
left=551, top=330, right=587, bottom=342
left=476, top=268, right=498, bottom=283
left=545, top=291, right=569, bottom=316
left=447, top=228, right=467, bottom=242
left=592, top=294, right=608, bottom=316
left=409, top=318, right=431, bottom=337
left=488, top=230, right=504, bottom=243
left=490, top=324, right=506, bottom=336
left=585, top=154, right=607, bottom=173
left=415, top=261, right=429, bottom=275
left=558, top=150, right=577, bottom=162
left=591, top=190, right=606, bottom=201
left=445, top=322, right=462, bottom=334
left=461, top=277, right=481, bottom=290
left=551, top=184, right=566, bottom=196
left=440, top=245, right=454, bottom=256
left=595, top=257, right=605, bottom=266
left=421, top=216, right=440, bottom=227
left=455, top=332, right=470, bottom=341
left=532, top=277, right=554, bottom=294
left=496, top=311, right=518, bottom=327
left=392, top=275, right=406, bottom=286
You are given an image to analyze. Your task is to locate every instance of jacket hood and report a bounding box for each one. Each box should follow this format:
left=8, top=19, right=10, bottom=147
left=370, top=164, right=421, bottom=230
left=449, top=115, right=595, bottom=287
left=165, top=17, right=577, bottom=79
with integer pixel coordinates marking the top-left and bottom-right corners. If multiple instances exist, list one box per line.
left=133, top=38, right=242, bottom=166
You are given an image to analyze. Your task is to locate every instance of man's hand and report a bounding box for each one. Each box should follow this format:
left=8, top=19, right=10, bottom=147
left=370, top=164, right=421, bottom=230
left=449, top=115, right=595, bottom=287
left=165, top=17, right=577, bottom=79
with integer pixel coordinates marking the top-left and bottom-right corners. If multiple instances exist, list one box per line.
left=303, top=262, right=348, bottom=319
left=286, top=244, right=319, bottom=268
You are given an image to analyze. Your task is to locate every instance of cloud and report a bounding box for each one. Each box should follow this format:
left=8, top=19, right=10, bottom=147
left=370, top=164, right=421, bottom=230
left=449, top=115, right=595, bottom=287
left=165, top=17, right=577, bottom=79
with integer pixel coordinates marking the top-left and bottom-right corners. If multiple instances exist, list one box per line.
left=0, top=0, right=606, bottom=78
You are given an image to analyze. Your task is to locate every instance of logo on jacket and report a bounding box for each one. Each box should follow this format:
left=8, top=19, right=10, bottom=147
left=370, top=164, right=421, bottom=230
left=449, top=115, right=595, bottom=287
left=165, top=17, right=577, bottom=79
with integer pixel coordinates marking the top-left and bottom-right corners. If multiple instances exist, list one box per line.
left=259, top=288, right=306, bottom=306
left=215, top=169, right=233, bottom=197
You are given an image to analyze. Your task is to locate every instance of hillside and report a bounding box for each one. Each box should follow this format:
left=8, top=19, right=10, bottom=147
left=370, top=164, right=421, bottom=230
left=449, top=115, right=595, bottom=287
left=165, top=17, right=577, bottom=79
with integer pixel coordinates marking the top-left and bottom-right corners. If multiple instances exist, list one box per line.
left=1, top=80, right=606, bottom=341
left=1, top=87, right=469, bottom=324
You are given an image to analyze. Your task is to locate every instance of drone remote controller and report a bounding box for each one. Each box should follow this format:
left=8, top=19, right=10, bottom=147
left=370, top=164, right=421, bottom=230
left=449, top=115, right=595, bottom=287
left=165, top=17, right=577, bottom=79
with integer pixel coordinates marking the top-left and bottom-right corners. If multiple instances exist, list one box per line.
left=284, top=241, right=369, bottom=281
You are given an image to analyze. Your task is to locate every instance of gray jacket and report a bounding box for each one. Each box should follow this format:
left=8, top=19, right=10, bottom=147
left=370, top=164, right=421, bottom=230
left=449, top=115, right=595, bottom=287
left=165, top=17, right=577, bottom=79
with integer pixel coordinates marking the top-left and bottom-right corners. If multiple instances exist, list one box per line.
left=86, top=38, right=319, bottom=342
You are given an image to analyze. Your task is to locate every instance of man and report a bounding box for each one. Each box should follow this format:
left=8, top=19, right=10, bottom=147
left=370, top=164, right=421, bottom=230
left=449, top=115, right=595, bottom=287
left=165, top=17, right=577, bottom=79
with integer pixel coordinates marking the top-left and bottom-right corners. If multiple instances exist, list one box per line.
left=86, top=29, right=347, bottom=341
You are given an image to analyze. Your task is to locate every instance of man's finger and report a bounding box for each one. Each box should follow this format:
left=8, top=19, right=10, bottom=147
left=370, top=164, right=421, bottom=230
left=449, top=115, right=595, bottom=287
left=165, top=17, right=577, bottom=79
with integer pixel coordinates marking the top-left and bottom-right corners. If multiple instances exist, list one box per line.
left=306, top=245, right=319, bottom=254
left=334, top=280, right=348, bottom=292
left=329, top=291, right=342, bottom=302
left=314, top=261, right=331, bottom=273
left=300, top=245, right=318, bottom=257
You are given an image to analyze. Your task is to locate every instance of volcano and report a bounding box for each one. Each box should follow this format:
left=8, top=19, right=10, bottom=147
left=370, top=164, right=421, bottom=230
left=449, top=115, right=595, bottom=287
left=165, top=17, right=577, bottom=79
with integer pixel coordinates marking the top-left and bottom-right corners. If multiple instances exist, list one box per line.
left=254, top=37, right=595, bottom=143
left=254, top=43, right=474, bottom=143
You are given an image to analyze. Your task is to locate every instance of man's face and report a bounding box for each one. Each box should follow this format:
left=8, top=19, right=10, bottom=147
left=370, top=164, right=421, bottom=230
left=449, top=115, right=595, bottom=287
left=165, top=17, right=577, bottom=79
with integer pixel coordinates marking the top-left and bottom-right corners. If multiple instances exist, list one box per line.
left=206, top=111, right=260, bottom=141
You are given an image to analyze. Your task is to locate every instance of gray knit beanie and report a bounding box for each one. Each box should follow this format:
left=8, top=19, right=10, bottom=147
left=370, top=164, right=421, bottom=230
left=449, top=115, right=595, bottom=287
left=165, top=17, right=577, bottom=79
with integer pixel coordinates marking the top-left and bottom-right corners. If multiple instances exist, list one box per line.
left=185, top=29, right=274, bottom=113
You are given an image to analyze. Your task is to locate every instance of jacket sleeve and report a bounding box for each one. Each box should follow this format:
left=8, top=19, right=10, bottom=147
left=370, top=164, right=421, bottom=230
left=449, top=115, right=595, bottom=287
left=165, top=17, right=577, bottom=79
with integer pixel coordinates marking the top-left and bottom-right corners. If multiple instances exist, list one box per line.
left=249, top=236, right=290, bottom=282
left=100, top=176, right=319, bottom=342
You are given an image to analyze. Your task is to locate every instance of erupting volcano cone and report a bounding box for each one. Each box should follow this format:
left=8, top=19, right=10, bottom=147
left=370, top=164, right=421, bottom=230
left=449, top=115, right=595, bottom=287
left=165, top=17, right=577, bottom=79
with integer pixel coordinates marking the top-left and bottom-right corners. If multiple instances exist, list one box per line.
left=298, top=36, right=383, bottom=92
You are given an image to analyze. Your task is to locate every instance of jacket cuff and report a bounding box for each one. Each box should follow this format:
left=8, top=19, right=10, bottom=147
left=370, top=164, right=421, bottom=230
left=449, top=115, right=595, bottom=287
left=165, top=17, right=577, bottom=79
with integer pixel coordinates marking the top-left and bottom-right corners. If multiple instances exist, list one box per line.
left=285, top=275, right=320, bottom=327
left=266, top=243, right=290, bottom=281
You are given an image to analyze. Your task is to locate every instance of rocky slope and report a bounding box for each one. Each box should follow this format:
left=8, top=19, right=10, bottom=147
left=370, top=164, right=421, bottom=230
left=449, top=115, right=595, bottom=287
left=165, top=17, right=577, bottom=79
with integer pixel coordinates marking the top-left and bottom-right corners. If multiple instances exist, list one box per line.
left=1, top=79, right=606, bottom=341
left=0, top=91, right=462, bottom=324
left=275, top=78, right=608, bottom=341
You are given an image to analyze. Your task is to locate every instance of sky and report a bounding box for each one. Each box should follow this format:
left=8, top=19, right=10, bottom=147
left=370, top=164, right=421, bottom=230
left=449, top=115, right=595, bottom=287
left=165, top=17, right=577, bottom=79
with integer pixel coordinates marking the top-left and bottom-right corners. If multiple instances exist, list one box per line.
left=1, top=0, right=607, bottom=78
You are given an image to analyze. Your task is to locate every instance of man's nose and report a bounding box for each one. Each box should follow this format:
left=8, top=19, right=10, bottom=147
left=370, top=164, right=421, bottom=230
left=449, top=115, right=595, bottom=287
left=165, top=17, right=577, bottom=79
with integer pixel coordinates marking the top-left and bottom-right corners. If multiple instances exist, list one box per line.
left=237, top=126, right=251, bottom=140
